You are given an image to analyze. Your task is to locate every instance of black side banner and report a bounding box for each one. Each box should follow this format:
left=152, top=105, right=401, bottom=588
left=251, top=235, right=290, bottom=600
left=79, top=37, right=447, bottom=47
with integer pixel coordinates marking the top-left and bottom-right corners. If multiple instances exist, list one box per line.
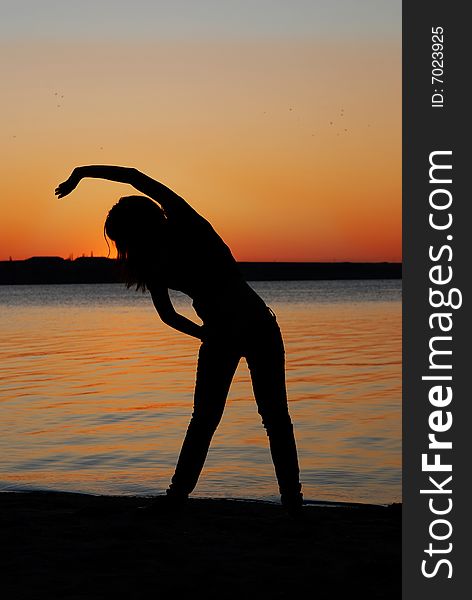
left=403, top=1, right=470, bottom=597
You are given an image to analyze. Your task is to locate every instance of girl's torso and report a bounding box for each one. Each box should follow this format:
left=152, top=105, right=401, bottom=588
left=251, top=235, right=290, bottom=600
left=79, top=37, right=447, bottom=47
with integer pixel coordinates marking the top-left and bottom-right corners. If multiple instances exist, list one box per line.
left=159, top=206, right=272, bottom=325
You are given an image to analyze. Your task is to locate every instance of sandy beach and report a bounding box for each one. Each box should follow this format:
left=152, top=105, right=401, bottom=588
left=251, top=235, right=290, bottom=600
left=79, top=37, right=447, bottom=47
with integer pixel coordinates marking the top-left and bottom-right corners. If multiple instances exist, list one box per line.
left=1, top=491, right=400, bottom=599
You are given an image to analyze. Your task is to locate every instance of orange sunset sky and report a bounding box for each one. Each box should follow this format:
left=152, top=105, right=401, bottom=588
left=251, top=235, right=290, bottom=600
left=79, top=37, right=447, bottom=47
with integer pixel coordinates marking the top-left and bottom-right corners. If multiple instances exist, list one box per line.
left=1, top=1, right=401, bottom=262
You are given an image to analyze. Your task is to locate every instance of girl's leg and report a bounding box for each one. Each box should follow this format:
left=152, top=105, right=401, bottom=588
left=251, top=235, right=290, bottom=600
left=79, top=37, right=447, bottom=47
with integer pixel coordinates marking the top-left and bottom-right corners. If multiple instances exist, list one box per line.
left=245, top=320, right=303, bottom=511
left=167, top=340, right=241, bottom=499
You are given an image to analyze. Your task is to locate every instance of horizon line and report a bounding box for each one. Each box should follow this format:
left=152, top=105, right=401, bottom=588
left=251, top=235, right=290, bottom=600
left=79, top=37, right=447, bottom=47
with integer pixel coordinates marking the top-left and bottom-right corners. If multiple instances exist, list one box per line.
left=1, top=255, right=403, bottom=265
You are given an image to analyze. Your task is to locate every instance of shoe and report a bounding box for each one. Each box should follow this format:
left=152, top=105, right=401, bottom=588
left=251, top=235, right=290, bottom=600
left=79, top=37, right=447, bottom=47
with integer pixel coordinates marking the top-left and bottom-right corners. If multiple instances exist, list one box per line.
left=281, top=492, right=304, bottom=518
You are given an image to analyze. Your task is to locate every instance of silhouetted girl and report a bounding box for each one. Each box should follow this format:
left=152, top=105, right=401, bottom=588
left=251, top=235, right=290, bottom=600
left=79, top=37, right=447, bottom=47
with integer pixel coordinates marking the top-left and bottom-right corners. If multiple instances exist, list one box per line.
left=56, top=166, right=303, bottom=513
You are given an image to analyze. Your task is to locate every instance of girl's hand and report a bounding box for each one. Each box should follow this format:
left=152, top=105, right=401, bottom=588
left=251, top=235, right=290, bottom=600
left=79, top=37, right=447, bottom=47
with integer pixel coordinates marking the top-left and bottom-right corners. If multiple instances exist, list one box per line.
left=55, top=169, right=81, bottom=198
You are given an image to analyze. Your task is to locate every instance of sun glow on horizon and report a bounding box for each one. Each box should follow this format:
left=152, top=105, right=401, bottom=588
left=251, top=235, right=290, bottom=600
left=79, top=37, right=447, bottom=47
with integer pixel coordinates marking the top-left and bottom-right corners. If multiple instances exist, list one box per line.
left=1, top=31, right=400, bottom=263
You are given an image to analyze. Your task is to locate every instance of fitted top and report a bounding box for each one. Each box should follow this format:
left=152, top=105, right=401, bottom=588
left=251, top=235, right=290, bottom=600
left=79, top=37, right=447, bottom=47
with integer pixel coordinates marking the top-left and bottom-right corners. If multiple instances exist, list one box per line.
left=154, top=196, right=268, bottom=324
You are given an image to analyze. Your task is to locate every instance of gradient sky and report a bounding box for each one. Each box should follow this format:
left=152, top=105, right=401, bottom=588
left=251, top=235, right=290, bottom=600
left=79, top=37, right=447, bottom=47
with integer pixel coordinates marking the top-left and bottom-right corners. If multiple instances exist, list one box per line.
left=1, top=1, right=401, bottom=262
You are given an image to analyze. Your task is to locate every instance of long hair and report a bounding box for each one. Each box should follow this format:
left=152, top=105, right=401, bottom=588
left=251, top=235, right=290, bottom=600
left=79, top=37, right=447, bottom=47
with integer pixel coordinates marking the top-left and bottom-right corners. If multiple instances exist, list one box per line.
left=104, top=195, right=167, bottom=291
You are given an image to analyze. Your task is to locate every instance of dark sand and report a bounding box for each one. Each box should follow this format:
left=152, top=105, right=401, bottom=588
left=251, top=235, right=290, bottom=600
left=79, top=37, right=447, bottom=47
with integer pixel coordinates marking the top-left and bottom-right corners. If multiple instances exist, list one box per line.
left=1, top=492, right=401, bottom=599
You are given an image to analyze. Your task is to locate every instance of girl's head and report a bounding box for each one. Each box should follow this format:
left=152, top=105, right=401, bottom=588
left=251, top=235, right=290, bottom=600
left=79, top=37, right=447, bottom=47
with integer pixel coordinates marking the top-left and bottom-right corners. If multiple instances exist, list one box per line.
left=104, top=195, right=166, bottom=291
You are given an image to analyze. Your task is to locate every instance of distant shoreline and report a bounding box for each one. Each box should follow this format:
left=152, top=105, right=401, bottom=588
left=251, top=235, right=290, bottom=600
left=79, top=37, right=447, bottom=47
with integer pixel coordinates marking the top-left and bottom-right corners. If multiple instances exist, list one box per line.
left=0, top=256, right=402, bottom=285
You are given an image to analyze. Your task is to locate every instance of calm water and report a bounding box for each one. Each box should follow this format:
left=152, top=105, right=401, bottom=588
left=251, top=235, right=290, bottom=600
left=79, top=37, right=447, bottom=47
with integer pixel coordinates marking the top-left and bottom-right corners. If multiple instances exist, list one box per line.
left=0, top=281, right=401, bottom=504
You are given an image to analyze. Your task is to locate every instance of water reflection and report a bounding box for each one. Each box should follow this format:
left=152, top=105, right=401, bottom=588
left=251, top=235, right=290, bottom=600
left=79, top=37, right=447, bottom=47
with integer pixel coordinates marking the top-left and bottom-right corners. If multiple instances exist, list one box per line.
left=0, top=281, right=401, bottom=503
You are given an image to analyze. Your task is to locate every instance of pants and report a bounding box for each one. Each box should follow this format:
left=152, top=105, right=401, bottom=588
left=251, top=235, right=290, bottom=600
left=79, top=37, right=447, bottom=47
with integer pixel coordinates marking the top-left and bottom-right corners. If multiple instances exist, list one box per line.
left=167, top=308, right=302, bottom=504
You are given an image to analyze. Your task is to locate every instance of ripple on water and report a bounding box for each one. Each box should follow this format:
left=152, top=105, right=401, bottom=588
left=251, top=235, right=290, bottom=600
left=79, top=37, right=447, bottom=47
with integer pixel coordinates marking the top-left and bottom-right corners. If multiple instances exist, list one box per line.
left=0, top=281, right=401, bottom=504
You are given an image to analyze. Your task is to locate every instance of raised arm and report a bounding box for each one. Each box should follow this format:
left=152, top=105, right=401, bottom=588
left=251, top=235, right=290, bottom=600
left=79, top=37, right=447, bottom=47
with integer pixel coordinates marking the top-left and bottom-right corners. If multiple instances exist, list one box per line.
left=55, top=165, right=195, bottom=216
left=149, top=284, right=205, bottom=341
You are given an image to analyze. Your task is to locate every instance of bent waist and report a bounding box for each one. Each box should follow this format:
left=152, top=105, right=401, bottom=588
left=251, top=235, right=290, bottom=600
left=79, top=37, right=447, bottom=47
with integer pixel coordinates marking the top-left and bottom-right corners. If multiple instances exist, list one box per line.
left=200, top=302, right=277, bottom=328
left=200, top=306, right=281, bottom=346
left=193, top=282, right=273, bottom=323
